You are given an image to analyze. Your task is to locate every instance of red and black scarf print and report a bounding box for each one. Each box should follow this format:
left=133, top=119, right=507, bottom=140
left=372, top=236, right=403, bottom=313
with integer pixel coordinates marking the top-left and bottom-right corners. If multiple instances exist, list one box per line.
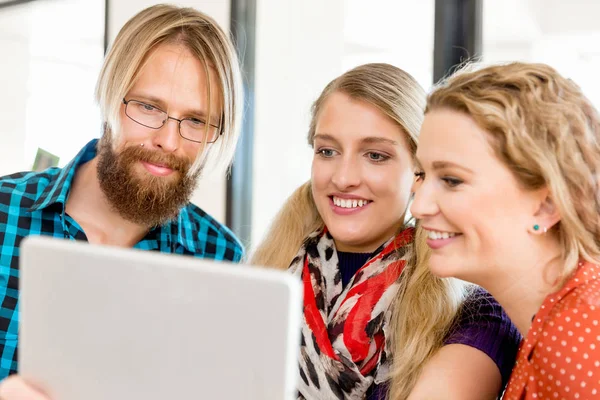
left=289, top=227, right=414, bottom=399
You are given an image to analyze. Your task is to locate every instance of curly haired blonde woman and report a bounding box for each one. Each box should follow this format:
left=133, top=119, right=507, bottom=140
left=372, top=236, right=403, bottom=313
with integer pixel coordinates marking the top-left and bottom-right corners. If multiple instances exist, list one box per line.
left=412, top=62, right=600, bottom=399
left=252, top=63, right=521, bottom=399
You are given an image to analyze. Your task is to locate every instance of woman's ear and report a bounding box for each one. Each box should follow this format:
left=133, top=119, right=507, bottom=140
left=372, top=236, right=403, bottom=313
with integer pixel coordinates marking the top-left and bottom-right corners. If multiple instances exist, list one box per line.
left=528, top=190, right=561, bottom=234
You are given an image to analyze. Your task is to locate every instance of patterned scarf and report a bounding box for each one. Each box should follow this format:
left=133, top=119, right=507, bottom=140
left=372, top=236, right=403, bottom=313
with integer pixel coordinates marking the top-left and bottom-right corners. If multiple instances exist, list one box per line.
left=289, top=227, right=414, bottom=399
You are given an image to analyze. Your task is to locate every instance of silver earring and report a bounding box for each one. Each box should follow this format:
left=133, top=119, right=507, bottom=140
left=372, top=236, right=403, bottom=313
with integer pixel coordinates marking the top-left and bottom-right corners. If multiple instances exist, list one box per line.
left=140, top=143, right=144, bottom=147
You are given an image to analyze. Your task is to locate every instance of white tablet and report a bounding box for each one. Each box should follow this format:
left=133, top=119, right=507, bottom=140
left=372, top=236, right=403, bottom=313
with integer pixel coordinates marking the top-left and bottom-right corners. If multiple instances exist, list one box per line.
left=19, top=236, right=302, bottom=400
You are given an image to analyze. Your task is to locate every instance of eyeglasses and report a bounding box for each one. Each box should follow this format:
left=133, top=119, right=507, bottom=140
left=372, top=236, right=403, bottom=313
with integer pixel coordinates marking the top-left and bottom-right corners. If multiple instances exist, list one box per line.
left=122, top=98, right=222, bottom=143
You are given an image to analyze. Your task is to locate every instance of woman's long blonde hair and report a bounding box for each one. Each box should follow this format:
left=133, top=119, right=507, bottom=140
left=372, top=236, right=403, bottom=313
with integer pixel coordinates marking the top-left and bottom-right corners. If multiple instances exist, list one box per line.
left=427, top=62, right=600, bottom=281
left=250, top=63, right=469, bottom=398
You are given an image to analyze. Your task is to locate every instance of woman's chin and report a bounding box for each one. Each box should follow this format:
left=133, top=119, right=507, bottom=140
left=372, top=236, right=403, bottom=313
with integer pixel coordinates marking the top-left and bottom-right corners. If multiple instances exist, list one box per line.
left=428, top=254, right=461, bottom=279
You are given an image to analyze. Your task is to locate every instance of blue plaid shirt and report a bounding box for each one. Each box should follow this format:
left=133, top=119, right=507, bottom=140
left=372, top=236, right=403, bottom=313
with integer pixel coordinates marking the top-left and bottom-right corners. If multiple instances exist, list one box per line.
left=0, top=139, right=243, bottom=378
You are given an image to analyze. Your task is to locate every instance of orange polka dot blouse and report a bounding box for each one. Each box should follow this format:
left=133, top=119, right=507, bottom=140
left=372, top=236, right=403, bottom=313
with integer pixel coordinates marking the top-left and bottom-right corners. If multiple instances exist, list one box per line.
left=503, top=261, right=600, bottom=399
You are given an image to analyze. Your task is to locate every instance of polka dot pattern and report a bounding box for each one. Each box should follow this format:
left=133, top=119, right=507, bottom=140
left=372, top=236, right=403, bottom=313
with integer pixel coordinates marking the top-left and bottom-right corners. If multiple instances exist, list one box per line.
left=503, top=262, right=600, bottom=399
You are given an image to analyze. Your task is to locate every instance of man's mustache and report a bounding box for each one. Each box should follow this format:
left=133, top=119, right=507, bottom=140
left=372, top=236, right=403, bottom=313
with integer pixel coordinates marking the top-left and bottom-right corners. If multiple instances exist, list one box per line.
left=121, top=146, right=191, bottom=174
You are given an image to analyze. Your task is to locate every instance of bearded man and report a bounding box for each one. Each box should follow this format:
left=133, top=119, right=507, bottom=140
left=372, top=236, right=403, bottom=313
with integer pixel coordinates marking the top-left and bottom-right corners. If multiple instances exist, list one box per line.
left=0, top=4, right=244, bottom=380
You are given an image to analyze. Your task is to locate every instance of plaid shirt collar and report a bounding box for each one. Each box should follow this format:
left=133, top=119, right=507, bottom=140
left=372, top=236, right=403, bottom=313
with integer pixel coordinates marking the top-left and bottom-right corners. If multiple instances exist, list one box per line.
left=27, top=139, right=201, bottom=253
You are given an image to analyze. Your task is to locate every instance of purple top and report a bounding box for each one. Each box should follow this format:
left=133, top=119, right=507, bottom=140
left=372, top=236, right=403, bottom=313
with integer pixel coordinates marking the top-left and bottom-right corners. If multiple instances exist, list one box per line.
left=337, top=252, right=521, bottom=399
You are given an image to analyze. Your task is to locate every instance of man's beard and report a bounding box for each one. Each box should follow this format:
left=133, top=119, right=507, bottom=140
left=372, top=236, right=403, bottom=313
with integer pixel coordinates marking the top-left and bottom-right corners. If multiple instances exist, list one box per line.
left=96, top=137, right=198, bottom=227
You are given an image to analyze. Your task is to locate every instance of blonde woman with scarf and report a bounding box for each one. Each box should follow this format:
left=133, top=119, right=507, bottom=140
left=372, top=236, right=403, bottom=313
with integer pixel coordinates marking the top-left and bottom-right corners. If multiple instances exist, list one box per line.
left=251, top=63, right=521, bottom=399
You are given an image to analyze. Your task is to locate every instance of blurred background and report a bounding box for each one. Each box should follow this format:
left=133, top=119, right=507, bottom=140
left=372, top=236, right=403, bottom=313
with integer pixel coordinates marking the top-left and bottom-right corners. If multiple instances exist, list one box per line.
left=1, top=0, right=599, bottom=250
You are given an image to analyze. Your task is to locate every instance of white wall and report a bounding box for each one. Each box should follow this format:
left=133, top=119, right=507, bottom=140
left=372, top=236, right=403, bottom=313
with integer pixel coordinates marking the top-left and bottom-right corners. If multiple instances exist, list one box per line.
left=251, top=0, right=346, bottom=245
left=107, top=0, right=231, bottom=224
left=342, top=0, right=434, bottom=90
left=0, top=7, right=31, bottom=175
left=107, top=0, right=230, bottom=37
left=0, top=0, right=104, bottom=176
left=483, top=0, right=600, bottom=107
